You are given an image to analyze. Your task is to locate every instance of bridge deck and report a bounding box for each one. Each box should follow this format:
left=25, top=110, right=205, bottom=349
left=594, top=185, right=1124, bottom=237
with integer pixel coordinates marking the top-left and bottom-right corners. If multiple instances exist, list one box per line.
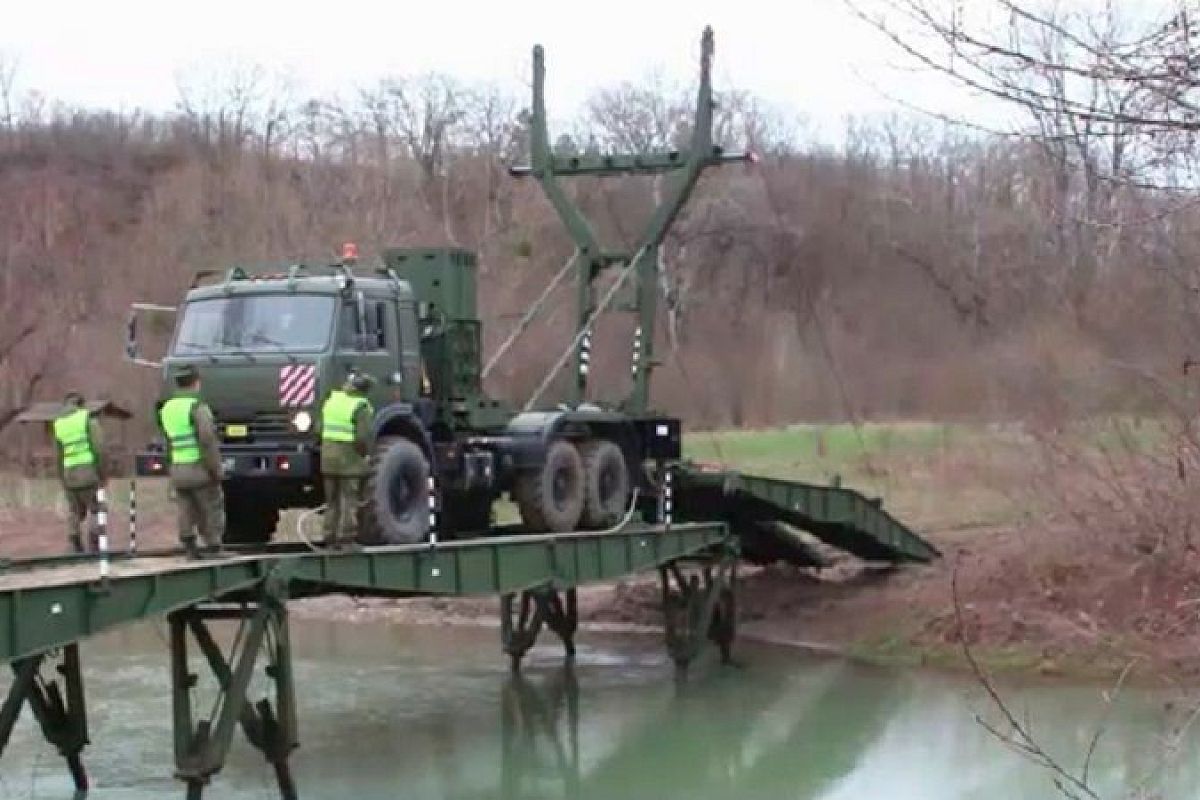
left=0, top=522, right=730, bottom=663
left=674, top=466, right=941, bottom=565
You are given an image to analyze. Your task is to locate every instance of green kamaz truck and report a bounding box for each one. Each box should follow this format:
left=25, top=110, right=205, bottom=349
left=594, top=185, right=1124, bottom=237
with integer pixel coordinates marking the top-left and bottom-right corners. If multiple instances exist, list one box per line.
left=127, top=28, right=753, bottom=546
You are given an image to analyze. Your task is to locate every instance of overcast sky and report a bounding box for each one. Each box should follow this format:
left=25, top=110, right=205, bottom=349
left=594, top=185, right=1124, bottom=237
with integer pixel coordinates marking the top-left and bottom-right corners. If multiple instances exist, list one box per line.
left=0, top=0, right=1173, bottom=137
left=0, top=0, right=996, bottom=131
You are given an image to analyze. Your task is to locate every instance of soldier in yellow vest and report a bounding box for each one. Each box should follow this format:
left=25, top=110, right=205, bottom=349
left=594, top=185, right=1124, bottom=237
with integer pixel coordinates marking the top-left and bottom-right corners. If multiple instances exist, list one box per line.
left=318, top=372, right=375, bottom=548
left=52, top=392, right=105, bottom=553
left=155, top=365, right=226, bottom=558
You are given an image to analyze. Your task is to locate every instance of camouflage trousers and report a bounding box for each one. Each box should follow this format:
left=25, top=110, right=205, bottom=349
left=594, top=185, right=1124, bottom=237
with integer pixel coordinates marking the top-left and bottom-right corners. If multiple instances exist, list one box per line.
left=323, top=476, right=364, bottom=545
left=173, top=482, right=226, bottom=549
left=64, top=485, right=99, bottom=552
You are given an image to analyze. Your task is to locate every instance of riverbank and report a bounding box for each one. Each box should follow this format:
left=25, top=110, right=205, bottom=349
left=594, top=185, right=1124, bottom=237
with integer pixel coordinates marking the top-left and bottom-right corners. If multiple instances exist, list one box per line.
left=284, top=519, right=1200, bottom=685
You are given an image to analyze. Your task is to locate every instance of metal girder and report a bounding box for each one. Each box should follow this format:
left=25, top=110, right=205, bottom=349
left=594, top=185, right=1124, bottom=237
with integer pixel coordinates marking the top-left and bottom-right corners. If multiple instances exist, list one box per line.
left=660, top=550, right=738, bottom=674
left=0, top=644, right=90, bottom=791
left=509, top=149, right=750, bottom=178
left=0, top=523, right=729, bottom=663
left=501, top=587, right=579, bottom=672
left=170, top=588, right=297, bottom=799
left=673, top=467, right=941, bottom=564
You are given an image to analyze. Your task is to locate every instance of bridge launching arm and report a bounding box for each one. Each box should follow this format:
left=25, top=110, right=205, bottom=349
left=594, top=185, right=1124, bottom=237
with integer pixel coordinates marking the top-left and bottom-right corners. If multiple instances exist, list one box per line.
left=512, top=26, right=756, bottom=413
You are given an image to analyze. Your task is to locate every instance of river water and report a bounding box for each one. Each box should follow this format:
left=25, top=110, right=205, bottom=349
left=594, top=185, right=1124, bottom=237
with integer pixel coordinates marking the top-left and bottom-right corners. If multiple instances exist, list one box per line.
left=2, top=620, right=1198, bottom=800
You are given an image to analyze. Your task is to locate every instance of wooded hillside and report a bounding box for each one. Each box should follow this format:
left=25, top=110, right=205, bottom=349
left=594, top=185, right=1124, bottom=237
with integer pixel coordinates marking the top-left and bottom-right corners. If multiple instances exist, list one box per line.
left=1, top=52, right=1194, bottom=453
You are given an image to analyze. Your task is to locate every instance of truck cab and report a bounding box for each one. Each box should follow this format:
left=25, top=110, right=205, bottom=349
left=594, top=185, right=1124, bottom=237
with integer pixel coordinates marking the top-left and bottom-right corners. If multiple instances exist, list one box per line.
left=136, top=247, right=659, bottom=546
left=139, top=253, right=431, bottom=542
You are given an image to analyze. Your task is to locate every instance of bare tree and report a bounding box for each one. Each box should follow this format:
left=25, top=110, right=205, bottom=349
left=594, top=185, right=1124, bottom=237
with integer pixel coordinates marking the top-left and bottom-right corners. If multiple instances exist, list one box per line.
left=463, top=83, right=520, bottom=242
left=845, top=1, right=1200, bottom=173
left=843, top=0, right=1200, bottom=326
left=175, top=60, right=294, bottom=158
left=584, top=74, right=691, bottom=152
left=0, top=52, right=18, bottom=134
left=360, top=73, right=467, bottom=239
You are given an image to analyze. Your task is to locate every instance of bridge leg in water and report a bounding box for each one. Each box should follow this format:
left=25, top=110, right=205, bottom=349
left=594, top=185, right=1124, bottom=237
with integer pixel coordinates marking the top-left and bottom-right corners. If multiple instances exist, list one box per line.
left=0, top=644, right=90, bottom=793
left=169, top=594, right=298, bottom=799
left=660, top=552, right=738, bottom=674
left=501, top=587, right=579, bottom=671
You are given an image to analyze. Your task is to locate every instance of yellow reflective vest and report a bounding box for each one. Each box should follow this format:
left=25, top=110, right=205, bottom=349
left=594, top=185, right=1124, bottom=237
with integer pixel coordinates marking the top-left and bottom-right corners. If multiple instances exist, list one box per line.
left=53, top=408, right=96, bottom=469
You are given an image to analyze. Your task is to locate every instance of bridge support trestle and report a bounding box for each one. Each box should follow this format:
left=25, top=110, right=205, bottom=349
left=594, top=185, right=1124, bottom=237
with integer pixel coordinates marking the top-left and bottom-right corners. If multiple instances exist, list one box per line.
left=660, top=550, right=737, bottom=674
left=169, top=593, right=297, bottom=800
left=501, top=587, right=578, bottom=671
left=0, top=644, right=90, bottom=793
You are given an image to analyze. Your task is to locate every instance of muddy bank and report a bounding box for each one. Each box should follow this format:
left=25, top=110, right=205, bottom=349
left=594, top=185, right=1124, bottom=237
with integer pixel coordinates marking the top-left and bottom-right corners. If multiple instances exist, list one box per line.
left=291, top=524, right=1200, bottom=683
left=288, top=584, right=665, bottom=635
left=285, top=558, right=930, bottom=661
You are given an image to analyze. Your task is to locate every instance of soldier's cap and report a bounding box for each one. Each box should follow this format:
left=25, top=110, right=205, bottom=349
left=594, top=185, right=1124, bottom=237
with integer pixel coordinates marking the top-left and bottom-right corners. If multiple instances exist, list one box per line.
left=63, top=391, right=84, bottom=406
left=345, top=372, right=375, bottom=392
left=173, top=364, right=200, bottom=384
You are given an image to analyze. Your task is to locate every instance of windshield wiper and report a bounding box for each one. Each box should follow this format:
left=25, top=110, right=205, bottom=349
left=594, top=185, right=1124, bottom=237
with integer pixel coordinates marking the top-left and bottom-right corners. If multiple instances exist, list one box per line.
left=175, top=341, right=218, bottom=364
left=219, top=336, right=257, bottom=363
left=248, top=332, right=298, bottom=364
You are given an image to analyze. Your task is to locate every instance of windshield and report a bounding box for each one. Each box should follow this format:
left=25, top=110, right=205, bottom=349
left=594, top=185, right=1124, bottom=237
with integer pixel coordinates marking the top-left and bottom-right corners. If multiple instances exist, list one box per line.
left=173, top=295, right=335, bottom=355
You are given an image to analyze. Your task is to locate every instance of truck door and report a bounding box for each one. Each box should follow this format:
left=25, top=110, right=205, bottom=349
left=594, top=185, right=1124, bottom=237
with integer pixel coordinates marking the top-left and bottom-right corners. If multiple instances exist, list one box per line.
left=337, top=294, right=402, bottom=408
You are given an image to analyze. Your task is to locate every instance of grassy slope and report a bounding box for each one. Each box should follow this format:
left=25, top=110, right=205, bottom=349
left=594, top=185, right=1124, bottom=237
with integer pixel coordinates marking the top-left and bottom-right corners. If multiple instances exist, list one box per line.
left=682, top=422, right=1033, bottom=533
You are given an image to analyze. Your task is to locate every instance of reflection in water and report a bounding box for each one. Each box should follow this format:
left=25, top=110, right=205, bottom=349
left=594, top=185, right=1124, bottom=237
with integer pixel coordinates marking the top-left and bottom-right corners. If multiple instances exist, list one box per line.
left=500, top=668, right=580, bottom=799
left=3, top=622, right=1200, bottom=800
left=471, top=648, right=1200, bottom=800
left=495, top=659, right=903, bottom=800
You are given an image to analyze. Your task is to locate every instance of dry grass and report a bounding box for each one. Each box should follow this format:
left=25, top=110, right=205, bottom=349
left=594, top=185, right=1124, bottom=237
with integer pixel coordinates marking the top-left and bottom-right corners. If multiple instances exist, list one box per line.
left=684, top=421, right=1038, bottom=532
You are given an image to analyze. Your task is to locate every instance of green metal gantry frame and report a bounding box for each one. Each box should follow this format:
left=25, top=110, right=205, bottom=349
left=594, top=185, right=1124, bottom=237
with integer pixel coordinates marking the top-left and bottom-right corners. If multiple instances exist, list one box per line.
left=0, top=522, right=737, bottom=798
left=512, top=26, right=756, bottom=414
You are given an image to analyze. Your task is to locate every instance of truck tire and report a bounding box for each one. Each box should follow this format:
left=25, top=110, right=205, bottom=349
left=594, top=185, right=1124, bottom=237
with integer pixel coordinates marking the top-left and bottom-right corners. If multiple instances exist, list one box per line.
left=515, top=439, right=585, bottom=533
left=362, top=436, right=431, bottom=545
left=223, top=489, right=278, bottom=546
left=580, top=439, right=629, bottom=529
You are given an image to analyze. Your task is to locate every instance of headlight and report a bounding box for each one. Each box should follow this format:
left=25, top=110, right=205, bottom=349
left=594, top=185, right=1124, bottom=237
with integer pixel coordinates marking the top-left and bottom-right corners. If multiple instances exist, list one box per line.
left=292, top=411, right=313, bottom=433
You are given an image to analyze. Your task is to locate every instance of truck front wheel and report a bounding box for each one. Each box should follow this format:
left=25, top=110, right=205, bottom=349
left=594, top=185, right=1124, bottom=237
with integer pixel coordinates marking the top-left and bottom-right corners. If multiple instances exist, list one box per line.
left=362, top=436, right=431, bottom=544
left=515, top=439, right=585, bottom=533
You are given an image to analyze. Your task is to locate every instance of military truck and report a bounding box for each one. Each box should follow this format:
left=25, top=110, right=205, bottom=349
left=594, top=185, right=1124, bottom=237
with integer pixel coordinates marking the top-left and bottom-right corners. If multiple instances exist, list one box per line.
left=126, top=27, right=753, bottom=546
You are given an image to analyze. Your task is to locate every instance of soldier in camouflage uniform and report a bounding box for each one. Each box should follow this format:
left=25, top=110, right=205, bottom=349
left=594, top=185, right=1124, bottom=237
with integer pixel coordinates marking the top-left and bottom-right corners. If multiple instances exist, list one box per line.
left=52, top=392, right=105, bottom=553
left=318, top=372, right=374, bottom=549
left=156, top=364, right=226, bottom=557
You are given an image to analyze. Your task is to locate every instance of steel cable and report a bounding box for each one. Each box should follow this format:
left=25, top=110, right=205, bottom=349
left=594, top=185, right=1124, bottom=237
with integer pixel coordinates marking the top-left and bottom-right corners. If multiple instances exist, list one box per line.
left=483, top=249, right=579, bottom=380
left=523, top=247, right=647, bottom=411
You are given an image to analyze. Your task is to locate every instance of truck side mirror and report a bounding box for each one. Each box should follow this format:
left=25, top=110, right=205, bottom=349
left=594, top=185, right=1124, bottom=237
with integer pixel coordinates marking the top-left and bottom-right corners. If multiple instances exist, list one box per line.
left=125, top=302, right=177, bottom=368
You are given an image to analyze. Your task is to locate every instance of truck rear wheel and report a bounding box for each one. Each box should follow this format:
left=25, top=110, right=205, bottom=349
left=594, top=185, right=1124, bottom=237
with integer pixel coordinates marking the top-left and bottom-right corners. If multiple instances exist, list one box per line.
left=580, top=439, right=630, bottom=529
left=515, top=438, right=585, bottom=533
left=362, top=436, right=431, bottom=545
